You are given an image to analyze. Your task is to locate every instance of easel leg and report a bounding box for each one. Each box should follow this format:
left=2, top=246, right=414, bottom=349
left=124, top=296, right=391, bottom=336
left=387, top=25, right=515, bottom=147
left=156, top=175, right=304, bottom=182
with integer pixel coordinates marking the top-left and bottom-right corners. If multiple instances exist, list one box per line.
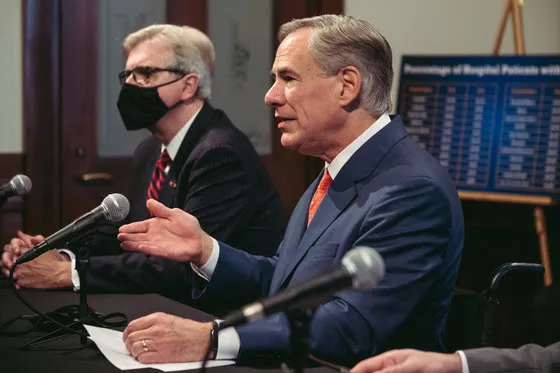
left=533, top=207, right=553, bottom=286
left=492, top=0, right=512, bottom=55
left=493, top=0, right=526, bottom=56
left=511, top=0, right=526, bottom=54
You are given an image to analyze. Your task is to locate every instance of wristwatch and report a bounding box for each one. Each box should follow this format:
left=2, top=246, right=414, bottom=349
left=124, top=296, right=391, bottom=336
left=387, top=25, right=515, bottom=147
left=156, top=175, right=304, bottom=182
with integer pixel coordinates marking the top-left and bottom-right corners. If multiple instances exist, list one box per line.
left=209, top=319, right=220, bottom=359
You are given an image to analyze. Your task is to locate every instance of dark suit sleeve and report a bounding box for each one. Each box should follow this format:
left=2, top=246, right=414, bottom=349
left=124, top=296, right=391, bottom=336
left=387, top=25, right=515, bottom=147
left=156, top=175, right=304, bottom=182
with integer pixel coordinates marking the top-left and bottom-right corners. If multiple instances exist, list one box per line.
left=463, top=342, right=560, bottom=373
left=236, top=177, right=453, bottom=366
left=85, top=145, right=268, bottom=295
left=191, top=242, right=277, bottom=312
left=180, top=146, right=255, bottom=245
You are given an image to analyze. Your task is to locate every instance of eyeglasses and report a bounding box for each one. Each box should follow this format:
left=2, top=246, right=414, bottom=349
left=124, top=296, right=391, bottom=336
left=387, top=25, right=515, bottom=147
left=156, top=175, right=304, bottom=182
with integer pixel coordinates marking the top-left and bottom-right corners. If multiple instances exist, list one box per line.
left=118, top=66, right=186, bottom=86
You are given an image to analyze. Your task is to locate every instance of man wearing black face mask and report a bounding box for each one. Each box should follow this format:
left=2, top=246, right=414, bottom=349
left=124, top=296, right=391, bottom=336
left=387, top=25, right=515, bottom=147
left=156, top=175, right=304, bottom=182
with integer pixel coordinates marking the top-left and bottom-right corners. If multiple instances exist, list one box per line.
left=1, top=25, right=286, bottom=309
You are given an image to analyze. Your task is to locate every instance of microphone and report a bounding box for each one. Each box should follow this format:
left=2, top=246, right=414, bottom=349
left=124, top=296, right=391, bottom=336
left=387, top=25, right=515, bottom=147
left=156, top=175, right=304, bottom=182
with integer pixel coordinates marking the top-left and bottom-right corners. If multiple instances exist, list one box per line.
left=219, top=246, right=385, bottom=330
left=15, top=193, right=130, bottom=265
left=0, top=174, right=32, bottom=207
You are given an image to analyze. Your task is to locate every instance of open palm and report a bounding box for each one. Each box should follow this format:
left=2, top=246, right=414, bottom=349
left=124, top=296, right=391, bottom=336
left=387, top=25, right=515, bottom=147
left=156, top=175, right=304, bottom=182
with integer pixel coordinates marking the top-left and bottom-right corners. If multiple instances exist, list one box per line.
left=118, top=199, right=212, bottom=265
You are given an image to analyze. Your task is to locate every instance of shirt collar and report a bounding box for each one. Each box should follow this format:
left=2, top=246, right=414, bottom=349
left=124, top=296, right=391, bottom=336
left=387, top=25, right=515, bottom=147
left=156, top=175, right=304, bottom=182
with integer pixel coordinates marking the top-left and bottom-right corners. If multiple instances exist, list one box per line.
left=326, top=113, right=391, bottom=179
left=162, top=106, right=203, bottom=160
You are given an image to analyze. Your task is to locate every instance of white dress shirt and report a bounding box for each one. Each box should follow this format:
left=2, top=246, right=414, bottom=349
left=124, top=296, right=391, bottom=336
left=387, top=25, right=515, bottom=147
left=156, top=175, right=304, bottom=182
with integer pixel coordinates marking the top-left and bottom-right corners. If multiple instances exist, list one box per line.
left=63, top=107, right=202, bottom=290
left=457, top=351, right=470, bottom=373
left=192, top=113, right=392, bottom=359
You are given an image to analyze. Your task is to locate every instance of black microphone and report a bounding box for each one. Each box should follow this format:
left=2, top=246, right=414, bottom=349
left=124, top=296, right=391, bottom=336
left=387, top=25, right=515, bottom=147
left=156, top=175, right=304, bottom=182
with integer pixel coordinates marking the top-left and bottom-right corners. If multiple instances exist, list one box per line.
left=0, top=174, right=32, bottom=207
left=219, top=246, right=385, bottom=330
left=15, top=193, right=130, bottom=265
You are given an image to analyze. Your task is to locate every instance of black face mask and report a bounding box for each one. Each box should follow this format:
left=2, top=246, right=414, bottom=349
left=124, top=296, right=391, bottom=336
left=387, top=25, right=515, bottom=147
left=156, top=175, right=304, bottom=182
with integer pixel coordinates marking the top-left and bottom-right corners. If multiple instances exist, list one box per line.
left=117, top=77, right=184, bottom=131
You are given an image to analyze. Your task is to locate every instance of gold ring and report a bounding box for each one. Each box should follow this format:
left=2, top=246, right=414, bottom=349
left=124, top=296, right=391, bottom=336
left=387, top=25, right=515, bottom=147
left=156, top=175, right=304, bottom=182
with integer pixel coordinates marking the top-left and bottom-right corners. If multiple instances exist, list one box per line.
left=141, top=339, right=148, bottom=352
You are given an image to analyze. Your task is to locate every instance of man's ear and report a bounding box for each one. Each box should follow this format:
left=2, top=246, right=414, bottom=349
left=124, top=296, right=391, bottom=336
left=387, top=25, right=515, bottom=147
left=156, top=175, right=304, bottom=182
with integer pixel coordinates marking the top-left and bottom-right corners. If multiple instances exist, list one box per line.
left=181, top=73, right=200, bottom=100
left=337, top=66, right=361, bottom=106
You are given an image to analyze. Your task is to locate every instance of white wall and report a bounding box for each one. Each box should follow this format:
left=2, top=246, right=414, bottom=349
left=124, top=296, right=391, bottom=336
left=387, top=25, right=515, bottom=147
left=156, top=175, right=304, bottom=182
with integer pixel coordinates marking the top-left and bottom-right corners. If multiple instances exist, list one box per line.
left=1, top=1, right=558, bottom=154
left=345, top=0, right=560, bottom=113
left=0, top=0, right=22, bottom=153
left=209, top=0, right=273, bottom=154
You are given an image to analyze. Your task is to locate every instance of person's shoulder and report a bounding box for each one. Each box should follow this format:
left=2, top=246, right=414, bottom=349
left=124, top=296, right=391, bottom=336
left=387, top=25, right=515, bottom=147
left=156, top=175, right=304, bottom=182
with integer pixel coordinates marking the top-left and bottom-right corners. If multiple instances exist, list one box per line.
left=133, top=135, right=159, bottom=158
left=388, top=134, right=457, bottom=190
left=197, top=107, right=258, bottom=153
left=205, top=107, right=246, bottom=135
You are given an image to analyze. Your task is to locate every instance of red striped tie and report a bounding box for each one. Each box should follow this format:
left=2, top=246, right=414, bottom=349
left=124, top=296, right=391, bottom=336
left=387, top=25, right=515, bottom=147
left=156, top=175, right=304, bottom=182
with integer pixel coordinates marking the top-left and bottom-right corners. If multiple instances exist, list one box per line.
left=147, top=150, right=172, bottom=201
left=308, top=170, right=332, bottom=226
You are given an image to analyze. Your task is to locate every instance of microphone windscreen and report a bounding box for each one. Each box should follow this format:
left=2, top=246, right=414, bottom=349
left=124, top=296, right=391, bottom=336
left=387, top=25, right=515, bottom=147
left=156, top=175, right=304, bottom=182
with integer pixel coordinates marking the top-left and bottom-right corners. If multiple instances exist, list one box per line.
left=10, top=174, right=32, bottom=195
left=101, top=193, right=130, bottom=222
left=342, top=246, right=385, bottom=290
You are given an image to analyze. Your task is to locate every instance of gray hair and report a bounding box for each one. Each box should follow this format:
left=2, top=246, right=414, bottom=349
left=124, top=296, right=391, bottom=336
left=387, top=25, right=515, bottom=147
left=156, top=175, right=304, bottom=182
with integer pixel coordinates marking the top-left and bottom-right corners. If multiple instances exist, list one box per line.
left=279, top=15, right=393, bottom=116
left=123, top=24, right=215, bottom=99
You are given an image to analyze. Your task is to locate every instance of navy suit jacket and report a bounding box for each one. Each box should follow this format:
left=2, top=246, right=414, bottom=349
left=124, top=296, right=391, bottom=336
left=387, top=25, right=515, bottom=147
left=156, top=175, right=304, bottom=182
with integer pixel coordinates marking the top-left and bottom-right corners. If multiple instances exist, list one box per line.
left=193, top=116, right=464, bottom=366
left=83, top=102, right=286, bottom=301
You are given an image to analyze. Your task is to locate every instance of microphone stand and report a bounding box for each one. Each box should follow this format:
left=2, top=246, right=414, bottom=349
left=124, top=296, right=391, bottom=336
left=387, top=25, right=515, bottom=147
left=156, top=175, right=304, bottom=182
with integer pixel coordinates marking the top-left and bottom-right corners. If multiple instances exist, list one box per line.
left=19, top=241, right=126, bottom=350
left=20, top=242, right=93, bottom=349
left=283, top=309, right=351, bottom=373
left=76, top=244, right=92, bottom=345
left=285, top=309, right=311, bottom=373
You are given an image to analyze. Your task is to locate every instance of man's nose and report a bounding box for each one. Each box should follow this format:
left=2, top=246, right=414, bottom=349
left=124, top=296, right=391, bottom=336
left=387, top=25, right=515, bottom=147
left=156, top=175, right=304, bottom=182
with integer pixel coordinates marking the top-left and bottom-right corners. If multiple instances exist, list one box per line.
left=265, top=82, right=283, bottom=107
left=126, top=73, right=135, bottom=85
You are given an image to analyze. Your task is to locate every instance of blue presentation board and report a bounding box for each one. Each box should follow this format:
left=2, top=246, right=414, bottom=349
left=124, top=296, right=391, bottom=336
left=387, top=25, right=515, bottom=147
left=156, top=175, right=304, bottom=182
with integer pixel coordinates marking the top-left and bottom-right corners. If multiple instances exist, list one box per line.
left=397, top=56, right=560, bottom=202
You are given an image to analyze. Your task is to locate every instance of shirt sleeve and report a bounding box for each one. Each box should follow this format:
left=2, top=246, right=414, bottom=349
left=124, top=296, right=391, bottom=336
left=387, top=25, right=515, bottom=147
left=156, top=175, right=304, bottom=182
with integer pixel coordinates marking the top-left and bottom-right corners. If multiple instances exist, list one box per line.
left=58, top=249, right=80, bottom=291
left=457, top=351, right=470, bottom=373
left=216, top=324, right=241, bottom=360
left=190, top=238, right=220, bottom=281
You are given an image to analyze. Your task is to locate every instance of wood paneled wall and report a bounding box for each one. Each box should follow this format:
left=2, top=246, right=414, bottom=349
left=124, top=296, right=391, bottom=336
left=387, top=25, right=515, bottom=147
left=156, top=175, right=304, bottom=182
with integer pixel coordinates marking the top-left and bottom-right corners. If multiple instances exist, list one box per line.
left=22, top=0, right=61, bottom=235
left=0, top=155, right=25, bottom=244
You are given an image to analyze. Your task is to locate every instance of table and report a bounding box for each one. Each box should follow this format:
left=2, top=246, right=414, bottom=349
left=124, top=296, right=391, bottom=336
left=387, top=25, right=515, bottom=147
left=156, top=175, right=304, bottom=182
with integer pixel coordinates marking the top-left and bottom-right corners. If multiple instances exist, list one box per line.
left=0, top=279, right=333, bottom=372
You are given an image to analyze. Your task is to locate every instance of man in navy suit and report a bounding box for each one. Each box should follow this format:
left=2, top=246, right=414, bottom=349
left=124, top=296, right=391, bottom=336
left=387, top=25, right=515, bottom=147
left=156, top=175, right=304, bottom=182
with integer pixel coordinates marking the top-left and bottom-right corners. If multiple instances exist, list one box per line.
left=117, top=15, right=464, bottom=366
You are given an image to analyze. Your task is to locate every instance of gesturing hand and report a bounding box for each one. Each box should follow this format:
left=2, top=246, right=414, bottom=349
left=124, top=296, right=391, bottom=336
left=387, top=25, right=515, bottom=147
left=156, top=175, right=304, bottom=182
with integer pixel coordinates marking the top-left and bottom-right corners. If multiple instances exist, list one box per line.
left=118, top=199, right=214, bottom=267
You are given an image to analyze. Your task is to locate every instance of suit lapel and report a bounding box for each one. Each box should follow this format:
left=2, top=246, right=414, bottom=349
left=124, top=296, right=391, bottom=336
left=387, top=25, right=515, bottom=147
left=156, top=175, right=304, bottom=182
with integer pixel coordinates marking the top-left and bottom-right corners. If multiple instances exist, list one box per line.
left=170, top=102, right=214, bottom=178
left=271, top=116, right=409, bottom=292
left=270, top=171, right=356, bottom=293
left=168, top=102, right=216, bottom=206
left=268, top=180, right=317, bottom=293
left=158, top=172, right=176, bottom=207
left=143, top=138, right=161, bottom=185
left=142, top=103, right=215, bottom=210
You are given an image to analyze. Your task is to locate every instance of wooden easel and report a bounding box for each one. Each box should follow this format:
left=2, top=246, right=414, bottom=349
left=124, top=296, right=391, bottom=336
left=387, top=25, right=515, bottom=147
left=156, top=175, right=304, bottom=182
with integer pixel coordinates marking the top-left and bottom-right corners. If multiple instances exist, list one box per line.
left=461, top=0, right=554, bottom=286
left=492, top=0, right=525, bottom=56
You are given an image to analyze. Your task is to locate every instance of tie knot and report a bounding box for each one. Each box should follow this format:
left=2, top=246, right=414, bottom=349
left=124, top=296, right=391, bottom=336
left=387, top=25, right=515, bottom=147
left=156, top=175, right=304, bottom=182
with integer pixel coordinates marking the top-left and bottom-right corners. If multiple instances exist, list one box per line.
left=317, top=170, right=332, bottom=192
left=158, top=150, right=172, bottom=167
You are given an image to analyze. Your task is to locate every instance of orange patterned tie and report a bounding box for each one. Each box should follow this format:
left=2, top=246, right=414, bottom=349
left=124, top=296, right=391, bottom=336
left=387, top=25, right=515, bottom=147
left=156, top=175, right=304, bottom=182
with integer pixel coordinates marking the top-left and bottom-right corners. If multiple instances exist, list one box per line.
left=308, top=170, right=332, bottom=226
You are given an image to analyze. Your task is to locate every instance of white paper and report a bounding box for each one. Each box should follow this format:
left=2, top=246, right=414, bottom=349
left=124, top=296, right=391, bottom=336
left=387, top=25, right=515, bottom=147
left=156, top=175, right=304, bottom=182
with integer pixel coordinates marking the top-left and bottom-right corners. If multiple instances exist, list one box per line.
left=84, top=325, right=235, bottom=372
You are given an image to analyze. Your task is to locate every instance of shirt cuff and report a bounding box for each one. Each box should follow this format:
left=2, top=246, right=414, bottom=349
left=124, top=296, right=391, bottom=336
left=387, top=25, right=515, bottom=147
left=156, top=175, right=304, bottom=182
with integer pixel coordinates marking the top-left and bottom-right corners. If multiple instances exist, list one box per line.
left=190, top=238, right=220, bottom=281
left=457, top=351, right=470, bottom=373
left=58, top=249, right=80, bottom=291
left=215, top=323, right=240, bottom=360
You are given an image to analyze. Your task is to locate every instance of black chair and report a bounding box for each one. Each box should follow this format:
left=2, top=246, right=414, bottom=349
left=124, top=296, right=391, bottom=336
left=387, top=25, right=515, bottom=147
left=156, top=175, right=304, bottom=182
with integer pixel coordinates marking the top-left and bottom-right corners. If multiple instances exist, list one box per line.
left=444, top=262, right=546, bottom=351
